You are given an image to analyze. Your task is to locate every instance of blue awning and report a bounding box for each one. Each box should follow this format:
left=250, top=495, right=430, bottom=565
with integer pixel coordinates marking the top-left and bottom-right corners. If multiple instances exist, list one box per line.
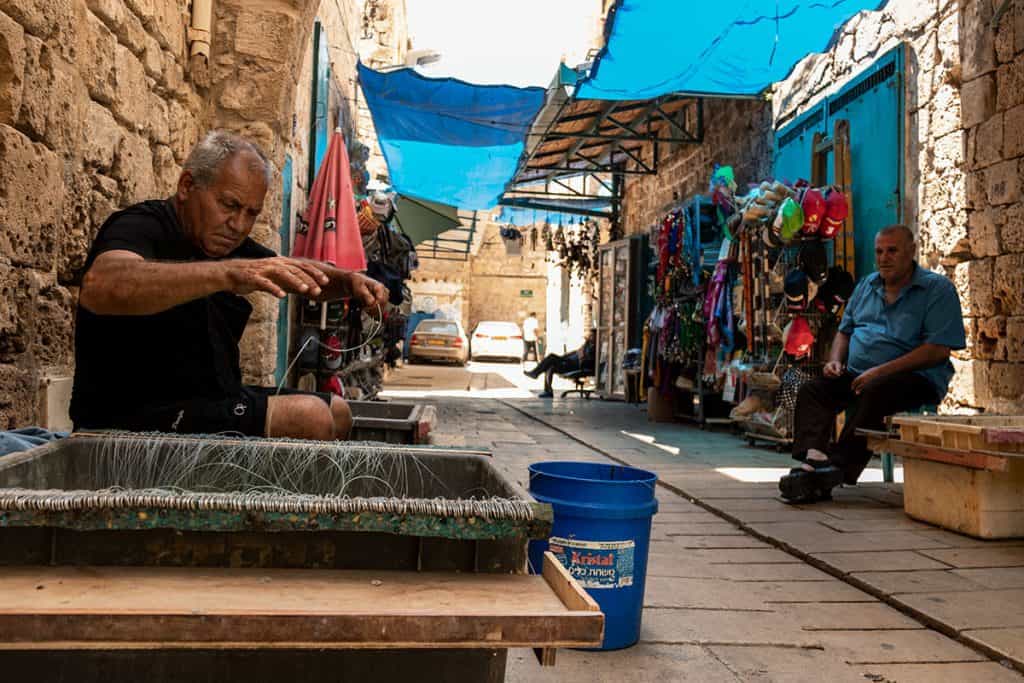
left=577, top=0, right=885, bottom=100
left=498, top=197, right=612, bottom=226
left=358, top=63, right=545, bottom=209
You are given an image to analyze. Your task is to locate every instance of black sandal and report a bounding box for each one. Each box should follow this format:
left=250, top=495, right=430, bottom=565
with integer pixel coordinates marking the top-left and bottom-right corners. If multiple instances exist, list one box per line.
left=779, top=466, right=844, bottom=504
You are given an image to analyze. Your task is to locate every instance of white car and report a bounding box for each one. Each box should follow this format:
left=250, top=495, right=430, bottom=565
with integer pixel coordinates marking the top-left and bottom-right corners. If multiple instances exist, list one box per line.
left=470, top=321, right=524, bottom=362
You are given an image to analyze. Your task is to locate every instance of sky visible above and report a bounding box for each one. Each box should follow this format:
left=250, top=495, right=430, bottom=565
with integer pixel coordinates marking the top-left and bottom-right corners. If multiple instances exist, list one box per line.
left=405, top=0, right=602, bottom=87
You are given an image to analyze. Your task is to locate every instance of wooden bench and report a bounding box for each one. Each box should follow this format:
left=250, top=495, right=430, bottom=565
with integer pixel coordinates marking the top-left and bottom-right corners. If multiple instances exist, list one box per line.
left=864, top=414, right=1024, bottom=538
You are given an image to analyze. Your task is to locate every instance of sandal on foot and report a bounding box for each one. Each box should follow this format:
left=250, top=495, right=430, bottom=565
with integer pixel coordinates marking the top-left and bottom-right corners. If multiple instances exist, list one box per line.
left=779, top=466, right=844, bottom=504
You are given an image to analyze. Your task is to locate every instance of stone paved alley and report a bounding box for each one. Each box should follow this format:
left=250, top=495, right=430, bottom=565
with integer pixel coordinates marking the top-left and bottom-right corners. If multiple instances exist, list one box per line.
left=384, top=361, right=1024, bottom=682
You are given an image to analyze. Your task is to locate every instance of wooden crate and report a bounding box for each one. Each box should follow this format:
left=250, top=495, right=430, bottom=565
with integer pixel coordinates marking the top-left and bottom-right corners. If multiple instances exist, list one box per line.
left=902, top=456, right=1024, bottom=539
left=892, top=414, right=1024, bottom=454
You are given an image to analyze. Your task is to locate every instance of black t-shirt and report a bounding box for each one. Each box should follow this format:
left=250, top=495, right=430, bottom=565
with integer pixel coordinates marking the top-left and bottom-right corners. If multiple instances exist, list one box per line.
left=69, top=199, right=275, bottom=428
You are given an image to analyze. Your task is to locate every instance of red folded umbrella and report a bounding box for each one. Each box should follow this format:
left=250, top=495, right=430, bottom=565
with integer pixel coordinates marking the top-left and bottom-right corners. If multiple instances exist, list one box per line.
left=293, top=129, right=367, bottom=270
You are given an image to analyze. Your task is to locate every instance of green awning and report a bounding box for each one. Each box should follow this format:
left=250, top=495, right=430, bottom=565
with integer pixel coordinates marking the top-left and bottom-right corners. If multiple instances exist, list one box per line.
left=392, top=195, right=461, bottom=245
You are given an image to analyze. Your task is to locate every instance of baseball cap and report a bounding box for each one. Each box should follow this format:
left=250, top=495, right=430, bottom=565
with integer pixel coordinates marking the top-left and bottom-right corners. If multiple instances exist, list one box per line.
left=799, top=240, right=828, bottom=283
left=800, top=187, right=826, bottom=235
left=319, top=375, right=344, bottom=396
left=821, top=187, right=849, bottom=238
left=777, top=197, right=805, bottom=241
left=783, top=315, right=815, bottom=359
left=784, top=270, right=809, bottom=310
left=816, top=266, right=855, bottom=314
left=321, top=333, right=343, bottom=370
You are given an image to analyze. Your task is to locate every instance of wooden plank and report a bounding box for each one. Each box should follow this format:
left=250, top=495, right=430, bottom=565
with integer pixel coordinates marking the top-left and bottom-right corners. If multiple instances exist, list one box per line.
left=533, top=646, right=557, bottom=666
left=542, top=550, right=601, bottom=613
left=0, top=566, right=604, bottom=650
left=903, top=458, right=1024, bottom=539
left=866, top=436, right=1012, bottom=473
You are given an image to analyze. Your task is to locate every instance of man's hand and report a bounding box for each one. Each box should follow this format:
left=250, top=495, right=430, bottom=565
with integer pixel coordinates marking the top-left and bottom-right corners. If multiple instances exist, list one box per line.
left=851, top=366, right=886, bottom=394
left=224, top=257, right=329, bottom=298
left=823, top=360, right=845, bottom=378
left=346, top=271, right=390, bottom=309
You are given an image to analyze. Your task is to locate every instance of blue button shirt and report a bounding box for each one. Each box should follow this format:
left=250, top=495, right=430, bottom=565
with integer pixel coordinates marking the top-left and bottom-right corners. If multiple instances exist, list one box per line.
left=838, top=263, right=965, bottom=399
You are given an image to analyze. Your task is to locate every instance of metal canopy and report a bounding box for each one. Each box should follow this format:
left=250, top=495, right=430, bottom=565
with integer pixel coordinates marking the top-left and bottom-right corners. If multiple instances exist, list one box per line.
left=509, top=94, right=703, bottom=188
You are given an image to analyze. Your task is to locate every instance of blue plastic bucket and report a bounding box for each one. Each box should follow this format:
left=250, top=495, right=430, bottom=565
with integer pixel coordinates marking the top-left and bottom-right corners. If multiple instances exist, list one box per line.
left=527, top=461, right=658, bottom=650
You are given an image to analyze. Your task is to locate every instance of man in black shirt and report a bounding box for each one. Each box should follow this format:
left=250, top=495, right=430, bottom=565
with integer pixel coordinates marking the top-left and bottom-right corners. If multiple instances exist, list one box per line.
left=524, top=330, right=596, bottom=398
left=70, top=131, right=388, bottom=440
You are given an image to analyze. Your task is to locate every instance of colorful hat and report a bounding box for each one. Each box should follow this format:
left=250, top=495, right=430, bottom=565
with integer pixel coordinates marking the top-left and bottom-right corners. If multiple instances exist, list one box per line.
left=799, top=240, right=828, bottom=283
left=816, top=266, right=855, bottom=314
left=800, top=187, right=826, bottom=235
left=784, top=270, right=809, bottom=310
left=321, top=333, right=343, bottom=370
left=319, top=374, right=344, bottom=396
left=783, top=315, right=815, bottom=359
left=777, top=197, right=805, bottom=241
left=821, top=188, right=849, bottom=238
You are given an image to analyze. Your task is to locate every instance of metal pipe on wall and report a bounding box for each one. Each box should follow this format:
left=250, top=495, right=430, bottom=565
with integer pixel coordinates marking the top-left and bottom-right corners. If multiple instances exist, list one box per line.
left=188, top=0, right=213, bottom=87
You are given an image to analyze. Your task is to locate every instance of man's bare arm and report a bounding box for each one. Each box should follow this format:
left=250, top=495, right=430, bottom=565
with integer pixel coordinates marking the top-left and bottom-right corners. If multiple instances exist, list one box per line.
left=296, top=259, right=390, bottom=308
left=80, top=250, right=329, bottom=315
left=828, top=331, right=850, bottom=366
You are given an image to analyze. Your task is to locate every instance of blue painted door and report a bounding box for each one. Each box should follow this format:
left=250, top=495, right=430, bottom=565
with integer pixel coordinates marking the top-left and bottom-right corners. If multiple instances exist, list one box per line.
left=312, top=21, right=331, bottom=184
left=773, top=103, right=827, bottom=185
left=275, top=155, right=294, bottom=386
left=773, top=47, right=904, bottom=280
left=827, top=48, right=903, bottom=279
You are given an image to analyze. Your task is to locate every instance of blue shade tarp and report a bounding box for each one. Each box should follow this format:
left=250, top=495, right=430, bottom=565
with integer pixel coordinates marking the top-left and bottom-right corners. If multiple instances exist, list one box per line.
left=358, top=64, right=545, bottom=209
left=577, top=0, right=885, bottom=100
left=498, top=198, right=612, bottom=227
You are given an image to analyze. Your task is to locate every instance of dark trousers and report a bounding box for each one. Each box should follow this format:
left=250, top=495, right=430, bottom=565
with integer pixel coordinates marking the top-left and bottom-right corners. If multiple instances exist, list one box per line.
left=523, top=340, right=539, bottom=361
left=793, top=371, right=937, bottom=484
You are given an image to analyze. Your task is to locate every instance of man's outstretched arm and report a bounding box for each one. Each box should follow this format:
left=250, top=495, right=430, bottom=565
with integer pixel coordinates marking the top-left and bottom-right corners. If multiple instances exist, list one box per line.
left=80, top=250, right=329, bottom=315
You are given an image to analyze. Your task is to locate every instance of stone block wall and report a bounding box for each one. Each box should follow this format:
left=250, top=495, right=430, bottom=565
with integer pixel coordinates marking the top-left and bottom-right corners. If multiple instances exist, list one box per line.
left=958, top=0, right=1024, bottom=411
left=0, top=0, right=201, bottom=429
left=621, top=98, right=773, bottom=236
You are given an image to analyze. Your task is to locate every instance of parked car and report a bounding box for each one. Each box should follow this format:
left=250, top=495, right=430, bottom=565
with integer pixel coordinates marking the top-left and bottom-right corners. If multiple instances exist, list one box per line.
left=470, top=321, right=523, bottom=362
left=408, top=320, right=468, bottom=365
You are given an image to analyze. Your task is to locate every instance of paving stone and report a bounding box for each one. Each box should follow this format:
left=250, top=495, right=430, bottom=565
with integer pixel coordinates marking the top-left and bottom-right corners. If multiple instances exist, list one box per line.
left=853, top=570, right=987, bottom=595
left=669, top=535, right=773, bottom=550
left=750, top=523, right=952, bottom=554
left=811, top=551, right=951, bottom=573
left=859, top=662, right=1024, bottom=682
left=645, top=554, right=830, bottom=581
left=963, top=629, right=1024, bottom=668
left=813, top=629, right=986, bottom=664
left=653, top=511, right=730, bottom=523
left=688, top=548, right=804, bottom=564
left=641, top=607, right=817, bottom=647
left=713, top=499, right=803, bottom=512
left=819, top=517, right=934, bottom=533
left=725, top=509, right=843, bottom=523
left=707, top=645, right=871, bottom=683
left=644, top=576, right=873, bottom=610
left=897, top=590, right=1024, bottom=630
left=954, top=567, right=1024, bottom=590
left=652, top=522, right=745, bottom=536
left=775, top=602, right=923, bottom=631
left=910, top=530, right=1024, bottom=549
left=505, top=643, right=740, bottom=683
left=668, top=485, right=781, bottom=500
left=919, top=547, right=1024, bottom=569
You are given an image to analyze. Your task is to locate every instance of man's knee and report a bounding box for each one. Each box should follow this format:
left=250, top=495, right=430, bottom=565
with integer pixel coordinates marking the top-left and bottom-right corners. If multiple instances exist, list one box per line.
left=267, top=395, right=335, bottom=440
left=329, top=397, right=352, bottom=439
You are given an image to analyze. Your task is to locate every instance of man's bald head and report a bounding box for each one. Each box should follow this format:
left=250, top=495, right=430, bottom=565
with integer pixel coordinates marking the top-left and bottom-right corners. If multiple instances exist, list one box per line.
left=875, top=224, right=916, bottom=284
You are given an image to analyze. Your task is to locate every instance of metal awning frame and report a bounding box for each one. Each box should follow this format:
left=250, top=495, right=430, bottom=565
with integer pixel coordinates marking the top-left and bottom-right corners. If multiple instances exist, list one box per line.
left=511, top=94, right=704, bottom=187
left=420, top=211, right=478, bottom=261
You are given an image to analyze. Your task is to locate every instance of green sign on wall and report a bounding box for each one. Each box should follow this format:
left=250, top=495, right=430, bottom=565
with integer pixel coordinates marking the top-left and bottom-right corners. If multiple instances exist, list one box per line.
left=520, top=289, right=534, bottom=298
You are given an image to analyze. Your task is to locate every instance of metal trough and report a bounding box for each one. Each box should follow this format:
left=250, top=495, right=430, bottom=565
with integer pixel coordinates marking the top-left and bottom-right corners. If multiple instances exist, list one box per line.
left=348, top=400, right=436, bottom=444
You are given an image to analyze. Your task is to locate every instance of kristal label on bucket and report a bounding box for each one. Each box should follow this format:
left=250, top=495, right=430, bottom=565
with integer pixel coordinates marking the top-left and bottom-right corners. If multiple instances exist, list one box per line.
left=548, top=537, right=635, bottom=589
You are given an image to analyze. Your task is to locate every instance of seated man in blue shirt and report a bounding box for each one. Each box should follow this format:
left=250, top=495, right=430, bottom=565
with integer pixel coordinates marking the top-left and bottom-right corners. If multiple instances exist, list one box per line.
left=779, top=224, right=966, bottom=503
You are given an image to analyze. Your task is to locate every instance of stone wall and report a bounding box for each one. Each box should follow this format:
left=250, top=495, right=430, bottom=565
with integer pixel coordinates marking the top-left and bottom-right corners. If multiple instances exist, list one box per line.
left=0, top=0, right=202, bottom=429
left=621, top=98, right=773, bottom=236
left=771, top=0, right=1023, bottom=412
left=409, top=220, right=550, bottom=337
left=468, top=222, right=549, bottom=334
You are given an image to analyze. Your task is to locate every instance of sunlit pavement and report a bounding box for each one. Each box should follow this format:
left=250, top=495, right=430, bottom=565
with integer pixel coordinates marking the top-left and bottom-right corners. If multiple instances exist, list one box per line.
left=379, top=367, right=1023, bottom=682
left=379, top=358, right=581, bottom=399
